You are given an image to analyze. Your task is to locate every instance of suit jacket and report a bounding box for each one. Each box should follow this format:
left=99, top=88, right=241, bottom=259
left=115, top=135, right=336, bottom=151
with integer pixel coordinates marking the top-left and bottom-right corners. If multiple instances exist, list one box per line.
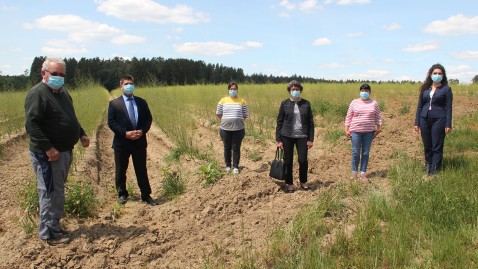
left=108, top=95, right=152, bottom=151
left=414, top=85, right=453, bottom=128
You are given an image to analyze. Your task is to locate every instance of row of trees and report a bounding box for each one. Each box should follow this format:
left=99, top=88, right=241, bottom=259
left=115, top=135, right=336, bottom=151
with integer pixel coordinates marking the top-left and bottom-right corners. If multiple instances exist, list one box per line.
left=2, top=56, right=476, bottom=91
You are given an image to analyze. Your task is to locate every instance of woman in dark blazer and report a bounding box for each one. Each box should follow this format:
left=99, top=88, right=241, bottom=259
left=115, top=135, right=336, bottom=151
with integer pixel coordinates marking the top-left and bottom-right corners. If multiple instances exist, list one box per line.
left=414, top=63, right=453, bottom=176
left=276, top=80, right=314, bottom=193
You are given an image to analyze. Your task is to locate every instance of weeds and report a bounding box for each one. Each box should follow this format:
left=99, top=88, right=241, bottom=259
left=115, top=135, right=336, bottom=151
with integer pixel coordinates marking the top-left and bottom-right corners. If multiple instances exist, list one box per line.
left=65, top=176, right=98, bottom=218
left=161, top=167, right=186, bottom=200
left=199, top=161, right=225, bottom=186
left=245, top=148, right=263, bottom=161
left=18, top=178, right=38, bottom=234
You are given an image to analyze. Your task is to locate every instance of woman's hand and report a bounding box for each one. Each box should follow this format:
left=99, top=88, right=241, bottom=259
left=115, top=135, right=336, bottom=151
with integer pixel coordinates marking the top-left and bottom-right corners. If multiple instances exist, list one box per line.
left=414, top=125, right=420, bottom=133
left=307, top=141, right=313, bottom=149
left=445, top=128, right=452, bottom=134
left=276, top=141, right=283, bottom=149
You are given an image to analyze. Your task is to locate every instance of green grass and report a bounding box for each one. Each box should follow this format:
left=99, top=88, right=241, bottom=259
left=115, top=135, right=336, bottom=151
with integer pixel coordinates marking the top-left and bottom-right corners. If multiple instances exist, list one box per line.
left=222, top=84, right=478, bottom=268
left=65, top=176, right=98, bottom=218
left=161, top=167, right=186, bottom=200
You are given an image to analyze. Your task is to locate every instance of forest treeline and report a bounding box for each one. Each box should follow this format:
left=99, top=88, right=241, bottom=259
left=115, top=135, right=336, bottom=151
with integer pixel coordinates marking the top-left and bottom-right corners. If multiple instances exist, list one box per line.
left=0, top=56, right=430, bottom=91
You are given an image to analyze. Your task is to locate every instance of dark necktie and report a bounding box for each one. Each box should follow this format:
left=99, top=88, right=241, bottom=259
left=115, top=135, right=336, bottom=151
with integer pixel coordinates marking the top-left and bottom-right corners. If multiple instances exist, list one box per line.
left=127, top=97, right=136, bottom=129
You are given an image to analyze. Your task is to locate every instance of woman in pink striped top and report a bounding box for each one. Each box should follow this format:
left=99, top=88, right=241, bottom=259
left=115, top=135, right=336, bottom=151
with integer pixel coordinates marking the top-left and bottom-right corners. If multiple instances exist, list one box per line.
left=344, top=84, right=382, bottom=181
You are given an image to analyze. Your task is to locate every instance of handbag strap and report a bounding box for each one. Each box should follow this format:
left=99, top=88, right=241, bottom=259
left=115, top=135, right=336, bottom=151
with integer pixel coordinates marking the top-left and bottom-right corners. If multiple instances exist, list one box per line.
left=275, top=148, right=284, bottom=160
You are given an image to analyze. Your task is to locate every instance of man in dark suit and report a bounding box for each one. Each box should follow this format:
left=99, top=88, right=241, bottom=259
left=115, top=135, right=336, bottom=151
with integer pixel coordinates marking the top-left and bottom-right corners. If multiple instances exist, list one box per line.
left=108, top=75, right=157, bottom=206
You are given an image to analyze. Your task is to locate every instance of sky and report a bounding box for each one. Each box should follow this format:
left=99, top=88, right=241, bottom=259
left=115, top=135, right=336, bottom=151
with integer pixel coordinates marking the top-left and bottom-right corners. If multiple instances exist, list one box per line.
left=1, top=0, right=478, bottom=83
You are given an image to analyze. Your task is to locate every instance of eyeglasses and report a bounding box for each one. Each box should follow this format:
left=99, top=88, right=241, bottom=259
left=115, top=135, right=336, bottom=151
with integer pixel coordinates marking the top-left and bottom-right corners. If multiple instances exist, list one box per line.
left=45, top=70, right=65, bottom=77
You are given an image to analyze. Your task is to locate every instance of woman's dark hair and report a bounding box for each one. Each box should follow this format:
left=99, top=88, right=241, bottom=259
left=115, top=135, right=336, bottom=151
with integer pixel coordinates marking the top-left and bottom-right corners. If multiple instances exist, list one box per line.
left=360, top=84, right=371, bottom=91
left=228, top=82, right=238, bottom=90
left=287, top=80, right=303, bottom=92
left=419, top=63, right=448, bottom=93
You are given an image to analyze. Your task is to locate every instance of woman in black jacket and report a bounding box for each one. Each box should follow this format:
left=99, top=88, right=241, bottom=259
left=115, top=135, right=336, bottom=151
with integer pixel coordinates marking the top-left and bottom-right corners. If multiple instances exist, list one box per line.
left=276, top=80, right=314, bottom=193
left=414, top=63, right=453, bottom=176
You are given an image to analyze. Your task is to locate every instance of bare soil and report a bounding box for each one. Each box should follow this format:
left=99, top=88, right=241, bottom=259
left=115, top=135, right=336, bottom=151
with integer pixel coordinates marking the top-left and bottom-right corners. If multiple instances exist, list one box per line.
left=0, top=95, right=475, bottom=269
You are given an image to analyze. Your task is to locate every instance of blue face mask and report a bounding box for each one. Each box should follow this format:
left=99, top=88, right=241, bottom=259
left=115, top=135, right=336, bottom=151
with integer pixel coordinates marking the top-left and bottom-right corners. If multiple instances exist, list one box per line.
left=291, top=90, right=301, bottom=98
left=123, top=84, right=135, bottom=95
left=431, top=74, right=443, bottom=83
left=47, top=76, right=64, bottom=89
left=229, top=90, right=238, bottom=97
left=360, top=91, right=370, bottom=100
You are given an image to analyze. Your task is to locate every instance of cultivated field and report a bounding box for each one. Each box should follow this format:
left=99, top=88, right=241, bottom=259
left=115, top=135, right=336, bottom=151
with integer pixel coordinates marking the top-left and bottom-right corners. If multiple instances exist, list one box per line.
left=0, top=82, right=477, bottom=268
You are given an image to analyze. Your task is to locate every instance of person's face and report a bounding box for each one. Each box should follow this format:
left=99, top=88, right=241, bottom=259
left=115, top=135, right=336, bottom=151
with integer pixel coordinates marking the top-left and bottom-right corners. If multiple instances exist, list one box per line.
left=290, top=85, right=301, bottom=93
left=121, top=79, right=134, bottom=89
left=42, top=62, right=65, bottom=82
left=229, top=85, right=237, bottom=91
left=431, top=68, right=443, bottom=77
left=360, top=88, right=371, bottom=93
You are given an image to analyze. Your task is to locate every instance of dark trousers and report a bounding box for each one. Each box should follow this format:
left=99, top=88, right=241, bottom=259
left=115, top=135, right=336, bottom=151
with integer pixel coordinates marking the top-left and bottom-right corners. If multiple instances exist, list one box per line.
left=419, top=116, right=446, bottom=175
left=219, top=128, right=245, bottom=169
left=114, top=147, right=152, bottom=199
left=282, top=136, right=308, bottom=185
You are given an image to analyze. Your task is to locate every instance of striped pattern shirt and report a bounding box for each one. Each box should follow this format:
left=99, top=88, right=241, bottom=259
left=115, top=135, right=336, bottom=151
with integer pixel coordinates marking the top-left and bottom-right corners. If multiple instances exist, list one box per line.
left=216, top=96, right=249, bottom=131
left=345, top=98, right=382, bottom=133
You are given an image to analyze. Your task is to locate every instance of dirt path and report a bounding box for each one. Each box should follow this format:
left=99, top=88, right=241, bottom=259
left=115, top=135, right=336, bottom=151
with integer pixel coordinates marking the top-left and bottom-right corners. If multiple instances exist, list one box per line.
left=0, top=95, right=475, bottom=268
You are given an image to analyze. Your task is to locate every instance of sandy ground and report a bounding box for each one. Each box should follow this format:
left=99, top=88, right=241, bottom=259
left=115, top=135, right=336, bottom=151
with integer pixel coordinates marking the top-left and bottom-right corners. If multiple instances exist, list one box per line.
left=0, top=95, right=476, bottom=269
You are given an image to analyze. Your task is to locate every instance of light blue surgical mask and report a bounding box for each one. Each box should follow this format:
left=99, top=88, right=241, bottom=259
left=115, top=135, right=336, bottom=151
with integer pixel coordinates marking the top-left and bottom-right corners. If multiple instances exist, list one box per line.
left=47, top=76, right=64, bottom=89
left=291, top=90, right=301, bottom=98
left=123, top=84, right=135, bottom=95
left=431, top=74, right=443, bottom=83
left=229, top=90, right=238, bottom=97
left=360, top=91, right=370, bottom=100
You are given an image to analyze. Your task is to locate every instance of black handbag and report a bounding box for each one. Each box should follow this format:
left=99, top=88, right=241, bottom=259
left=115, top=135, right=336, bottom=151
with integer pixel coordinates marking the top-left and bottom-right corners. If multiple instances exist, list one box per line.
left=269, top=148, right=285, bottom=180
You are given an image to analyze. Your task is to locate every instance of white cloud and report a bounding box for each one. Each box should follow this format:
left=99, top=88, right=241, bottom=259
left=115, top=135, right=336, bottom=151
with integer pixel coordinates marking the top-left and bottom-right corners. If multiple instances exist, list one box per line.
left=313, top=37, right=332, bottom=46
left=325, top=0, right=371, bottom=5
left=382, top=22, right=400, bottom=31
left=402, top=41, right=439, bottom=52
left=423, top=14, right=478, bottom=35
left=112, top=35, right=146, bottom=45
left=299, top=0, right=317, bottom=12
left=347, top=32, right=364, bottom=37
left=42, top=46, right=89, bottom=55
left=279, top=0, right=295, bottom=10
left=341, top=69, right=389, bottom=80
left=243, top=41, right=264, bottom=48
left=33, top=15, right=121, bottom=43
left=452, top=50, right=478, bottom=60
left=278, top=11, right=290, bottom=18
left=31, top=14, right=146, bottom=47
left=447, top=65, right=476, bottom=84
left=174, top=41, right=261, bottom=56
left=97, top=0, right=209, bottom=24
left=319, top=63, right=345, bottom=68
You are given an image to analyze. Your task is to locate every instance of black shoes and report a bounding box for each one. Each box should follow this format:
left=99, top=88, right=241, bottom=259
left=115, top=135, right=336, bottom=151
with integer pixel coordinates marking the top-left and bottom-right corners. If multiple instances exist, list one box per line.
left=118, top=196, right=127, bottom=205
left=142, top=196, right=158, bottom=206
left=44, top=235, right=70, bottom=246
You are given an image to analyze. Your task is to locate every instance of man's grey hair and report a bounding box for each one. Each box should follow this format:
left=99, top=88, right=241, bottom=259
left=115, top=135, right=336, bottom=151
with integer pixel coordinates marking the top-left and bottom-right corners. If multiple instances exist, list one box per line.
left=42, top=57, right=66, bottom=72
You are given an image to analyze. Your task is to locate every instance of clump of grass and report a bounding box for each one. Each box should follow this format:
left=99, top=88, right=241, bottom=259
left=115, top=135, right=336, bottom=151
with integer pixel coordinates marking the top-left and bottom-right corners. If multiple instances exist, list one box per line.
left=199, top=161, right=225, bottom=186
left=65, top=176, right=98, bottom=218
left=324, top=129, right=343, bottom=143
left=245, top=148, right=263, bottom=161
left=399, top=103, right=410, bottom=115
left=126, top=181, right=136, bottom=200
left=18, top=178, right=38, bottom=234
left=161, top=167, right=186, bottom=200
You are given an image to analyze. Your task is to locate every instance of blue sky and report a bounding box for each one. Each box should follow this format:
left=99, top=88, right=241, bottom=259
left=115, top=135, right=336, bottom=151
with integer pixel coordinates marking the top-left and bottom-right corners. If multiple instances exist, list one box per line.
left=1, top=0, right=478, bottom=83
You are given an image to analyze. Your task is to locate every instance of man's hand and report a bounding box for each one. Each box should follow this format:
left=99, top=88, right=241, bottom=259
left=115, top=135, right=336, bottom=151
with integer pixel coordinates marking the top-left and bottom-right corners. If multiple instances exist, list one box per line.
left=46, top=147, right=60, bottom=162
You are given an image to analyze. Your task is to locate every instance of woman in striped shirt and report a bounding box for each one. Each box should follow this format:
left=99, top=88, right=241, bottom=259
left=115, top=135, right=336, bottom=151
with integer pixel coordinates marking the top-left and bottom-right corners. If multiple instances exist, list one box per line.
left=344, top=84, right=382, bottom=181
left=216, top=82, right=249, bottom=174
